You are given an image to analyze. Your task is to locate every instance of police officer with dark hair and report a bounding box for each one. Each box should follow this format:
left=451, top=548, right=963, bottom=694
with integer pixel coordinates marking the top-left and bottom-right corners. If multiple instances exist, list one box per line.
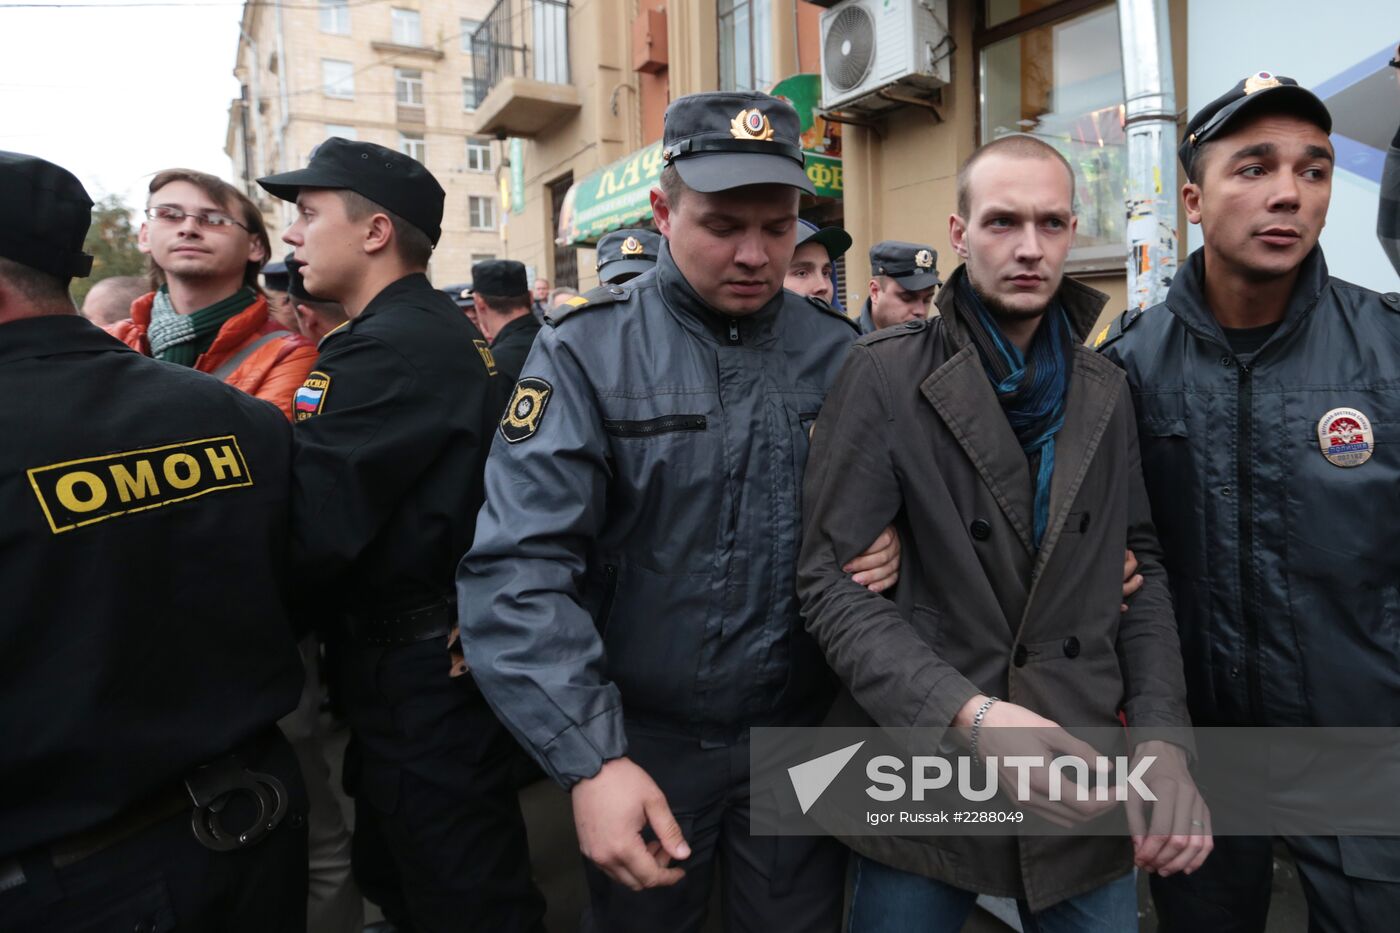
left=0, top=151, right=309, bottom=930
left=471, top=259, right=540, bottom=382
left=595, top=228, right=661, bottom=285
left=258, top=140, right=543, bottom=933
left=458, top=92, right=902, bottom=931
left=860, top=240, right=941, bottom=333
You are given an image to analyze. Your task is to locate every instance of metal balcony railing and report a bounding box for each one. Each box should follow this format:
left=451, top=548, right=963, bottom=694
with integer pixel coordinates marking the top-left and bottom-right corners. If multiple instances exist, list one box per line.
left=469, top=0, right=571, bottom=107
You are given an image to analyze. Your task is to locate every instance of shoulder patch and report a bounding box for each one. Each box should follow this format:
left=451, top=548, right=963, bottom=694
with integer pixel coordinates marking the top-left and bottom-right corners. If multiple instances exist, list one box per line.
left=1092, top=306, right=1147, bottom=352
left=546, top=284, right=629, bottom=326
left=500, top=377, right=553, bottom=444
left=473, top=338, right=498, bottom=376
left=294, top=370, right=331, bottom=422
left=803, top=295, right=860, bottom=332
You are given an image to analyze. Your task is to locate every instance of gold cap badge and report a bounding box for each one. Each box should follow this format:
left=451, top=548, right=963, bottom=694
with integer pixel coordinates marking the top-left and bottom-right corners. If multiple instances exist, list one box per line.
left=621, top=236, right=644, bottom=256
left=915, top=249, right=934, bottom=270
left=1243, top=71, right=1281, bottom=95
left=730, top=108, right=775, bottom=142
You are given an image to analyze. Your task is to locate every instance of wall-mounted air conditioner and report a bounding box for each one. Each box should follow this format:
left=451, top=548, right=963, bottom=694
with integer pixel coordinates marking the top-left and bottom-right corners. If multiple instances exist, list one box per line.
left=820, top=0, right=951, bottom=114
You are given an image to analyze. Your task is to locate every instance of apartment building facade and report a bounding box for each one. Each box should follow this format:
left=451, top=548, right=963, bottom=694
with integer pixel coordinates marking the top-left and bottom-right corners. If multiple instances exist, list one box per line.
left=227, top=0, right=506, bottom=284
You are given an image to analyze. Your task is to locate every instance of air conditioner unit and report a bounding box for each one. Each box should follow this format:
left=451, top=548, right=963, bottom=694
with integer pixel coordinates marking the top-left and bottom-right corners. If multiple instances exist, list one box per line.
left=820, top=0, right=951, bottom=114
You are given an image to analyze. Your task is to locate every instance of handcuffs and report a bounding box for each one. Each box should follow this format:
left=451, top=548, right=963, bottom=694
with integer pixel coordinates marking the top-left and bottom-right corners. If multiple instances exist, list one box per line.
left=184, top=755, right=289, bottom=852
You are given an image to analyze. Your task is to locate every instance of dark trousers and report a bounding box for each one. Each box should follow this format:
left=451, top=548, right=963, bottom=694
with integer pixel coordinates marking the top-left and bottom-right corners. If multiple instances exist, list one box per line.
left=0, top=729, right=308, bottom=932
left=336, top=636, right=545, bottom=933
left=1152, top=835, right=1400, bottom=933
left=583, top=718, right=847, bottom=933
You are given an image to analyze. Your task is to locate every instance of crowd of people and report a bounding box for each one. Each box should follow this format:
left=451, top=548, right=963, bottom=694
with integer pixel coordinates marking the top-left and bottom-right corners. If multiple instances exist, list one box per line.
left=1, top=57, right=1399, bottom=933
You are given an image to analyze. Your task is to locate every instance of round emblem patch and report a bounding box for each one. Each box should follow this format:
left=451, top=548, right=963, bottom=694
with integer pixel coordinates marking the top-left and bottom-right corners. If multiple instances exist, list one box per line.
left=1316, top=407, right=1374, bottom=467
left=914, top=249, right=934, bottom=270
left=729, top=108, right=775, bottom=141
left=500, top=377, right=554, bottom=445
left=621, top=236, right=644, bottom=256
left=1244, top=71, right=1281, bottom=95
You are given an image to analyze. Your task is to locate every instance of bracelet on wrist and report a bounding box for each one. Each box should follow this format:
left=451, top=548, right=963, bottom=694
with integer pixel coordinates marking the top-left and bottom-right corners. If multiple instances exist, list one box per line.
left=969, top=696, right=1000, bottom=764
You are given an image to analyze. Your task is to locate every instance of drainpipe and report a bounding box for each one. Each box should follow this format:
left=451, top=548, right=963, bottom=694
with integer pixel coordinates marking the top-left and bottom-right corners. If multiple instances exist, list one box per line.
left=274, top=0, right=292, bottom=223
left=1117, top=0, right=1177, bottom=309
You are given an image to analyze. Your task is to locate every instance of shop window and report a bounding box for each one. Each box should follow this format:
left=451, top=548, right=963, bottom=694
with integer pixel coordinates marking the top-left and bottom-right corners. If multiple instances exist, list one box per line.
left=978, top=1, right=1126, bottom=270
left=718, top=0, right=772, bottom=93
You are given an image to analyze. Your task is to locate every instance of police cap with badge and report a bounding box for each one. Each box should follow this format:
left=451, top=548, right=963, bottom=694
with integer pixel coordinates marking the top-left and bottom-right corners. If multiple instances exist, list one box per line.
left=1178, top=71, right=1331, bottom=178
left=596, top=229, right=660, bottom=285
left=257, top=136, right=445, bottom=245
left=661, top=91, right=814, bottom=195
left=870, top=240, right=940, bottom=291
left=0, top=150, right=94, bottom=282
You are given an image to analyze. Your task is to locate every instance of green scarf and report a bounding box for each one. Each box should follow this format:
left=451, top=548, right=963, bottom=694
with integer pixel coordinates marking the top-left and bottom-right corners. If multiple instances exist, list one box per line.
left=147, top=286, right=256, bottom=367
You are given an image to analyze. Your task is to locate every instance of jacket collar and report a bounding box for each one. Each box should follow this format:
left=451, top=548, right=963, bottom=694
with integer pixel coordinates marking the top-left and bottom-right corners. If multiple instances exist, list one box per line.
left=357, top=273, right=434, bottom=324
left=0, top=313, right=134, bottom=366
left=494, top=311, right=540, bottom=344
left=1165, top=245, right=1329, bottom=352
left=933, top=265, right=1108, bottom=349
left=655, top=240, right=781, bottom=346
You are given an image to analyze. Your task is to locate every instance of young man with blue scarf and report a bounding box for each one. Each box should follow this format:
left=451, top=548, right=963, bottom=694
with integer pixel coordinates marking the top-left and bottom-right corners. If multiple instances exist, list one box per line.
left=797, top=135, right=1210, bottom=931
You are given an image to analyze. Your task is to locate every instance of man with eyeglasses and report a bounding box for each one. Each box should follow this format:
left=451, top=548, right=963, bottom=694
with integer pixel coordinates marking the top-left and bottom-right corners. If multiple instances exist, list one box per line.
left=106, top=168, right=316, bottom=421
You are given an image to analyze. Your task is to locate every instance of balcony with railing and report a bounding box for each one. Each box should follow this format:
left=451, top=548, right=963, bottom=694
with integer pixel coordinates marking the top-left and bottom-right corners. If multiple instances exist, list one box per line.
left=467, top=0, right=579, bottom=137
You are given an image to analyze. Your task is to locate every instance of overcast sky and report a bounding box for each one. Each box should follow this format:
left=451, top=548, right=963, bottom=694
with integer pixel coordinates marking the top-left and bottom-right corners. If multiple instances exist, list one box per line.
left=0, top=0, right=246, bottom=209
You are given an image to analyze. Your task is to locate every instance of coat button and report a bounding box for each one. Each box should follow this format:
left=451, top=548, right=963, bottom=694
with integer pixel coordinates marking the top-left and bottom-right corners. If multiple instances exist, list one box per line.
left=1078, top=513, right=1090, bottom=533
left=1062, top=636, right=1081, bottom=659
left=1013, top=644, right=1028, bottom=667
left=970, top=519, right=991, bottom=541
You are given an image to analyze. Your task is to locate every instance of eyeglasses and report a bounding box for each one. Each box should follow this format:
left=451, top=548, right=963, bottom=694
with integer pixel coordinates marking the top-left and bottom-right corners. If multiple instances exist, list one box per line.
left=145, top=205, right=250, bottom=231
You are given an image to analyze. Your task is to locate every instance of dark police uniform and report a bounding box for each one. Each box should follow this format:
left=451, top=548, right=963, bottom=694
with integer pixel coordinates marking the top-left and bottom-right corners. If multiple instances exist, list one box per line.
left=459, top=92, right=855, bottom=933
left=472, top=259, right=541, bottom=383
left=259, top=140, right=543, bottom=933
left=595, top=228, right=660, bottom=285
left=859, top=240, right=940, bottom=333
left=1099, top=74, right=1400, bottom=933
left=0, top=151, right=308, bottom=932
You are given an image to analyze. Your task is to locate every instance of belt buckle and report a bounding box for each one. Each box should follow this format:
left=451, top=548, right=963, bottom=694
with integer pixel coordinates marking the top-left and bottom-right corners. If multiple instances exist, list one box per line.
left=184, top=757, right=288, bottom=852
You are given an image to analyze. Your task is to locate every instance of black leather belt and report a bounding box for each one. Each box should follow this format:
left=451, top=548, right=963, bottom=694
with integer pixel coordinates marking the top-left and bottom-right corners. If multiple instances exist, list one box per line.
left=345, top=600, right=456, bottom=647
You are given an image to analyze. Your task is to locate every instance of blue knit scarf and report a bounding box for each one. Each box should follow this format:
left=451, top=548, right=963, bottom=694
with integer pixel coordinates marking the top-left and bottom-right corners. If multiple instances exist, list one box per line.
left=956, top=275, right=1070, bottom=548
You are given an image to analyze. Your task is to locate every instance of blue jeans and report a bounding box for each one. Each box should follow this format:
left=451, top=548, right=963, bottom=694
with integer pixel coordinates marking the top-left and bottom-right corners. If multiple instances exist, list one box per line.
left=849, top=855, right=1137, bottom=933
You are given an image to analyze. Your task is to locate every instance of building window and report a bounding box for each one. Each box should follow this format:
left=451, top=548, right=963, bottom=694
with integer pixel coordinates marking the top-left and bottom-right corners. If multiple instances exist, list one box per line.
left=391, top=7, right=422, bottom=46
left=469, top=196, right=496, bottom=230
left=978, top=1, right=1125, bottom=270
left=319, top=0, right=350, bottom=34
left=466, top=138, right=493, bottom=173
left=460, top=18, right=480, bottom=53
left=325, top=123, right=357, bottom=141
left=718, top=0, right=772, bottom=93
left=462, top=77, right=481, bottom=111
left=400, top=132, right=426, bottom=163
left=395, top=68, right=424, bottom=106
left=322, top=59, right=355, bottom=99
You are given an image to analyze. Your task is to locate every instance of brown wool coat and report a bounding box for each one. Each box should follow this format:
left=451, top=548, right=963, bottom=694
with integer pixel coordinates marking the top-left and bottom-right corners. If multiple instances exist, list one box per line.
left=797, top=268, right=1192, bottom=910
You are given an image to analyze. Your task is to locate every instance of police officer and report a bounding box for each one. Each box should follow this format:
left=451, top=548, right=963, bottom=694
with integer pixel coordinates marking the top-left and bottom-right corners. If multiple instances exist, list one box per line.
left=471, top=259, right=540, bottom=382
left=257, top=139, right=544, bottom=933
left=595, top=228, right=660, bottom=285
left=1099, top=73, right=1400, bottom=932
left=458, top=92, right=901, bottom=932
left=785, top=219, right=851, bottom=308
left=860, top=240, right=940, bottom=332
left=0, top=152, right=308, bottom=930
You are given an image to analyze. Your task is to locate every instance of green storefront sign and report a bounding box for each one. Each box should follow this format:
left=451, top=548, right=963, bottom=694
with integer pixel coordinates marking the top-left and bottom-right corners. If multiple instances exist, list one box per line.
left=562, top=75, right=842, bottom=245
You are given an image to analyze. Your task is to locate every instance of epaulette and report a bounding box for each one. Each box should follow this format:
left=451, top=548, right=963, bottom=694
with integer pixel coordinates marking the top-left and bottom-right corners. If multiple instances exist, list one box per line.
left=805, top=295, right=860, bottom=333
left=1381, top=291, right=1400, bottom=314
left=857, top=318, right=930, bottom=346
left=1092, top=305, right=1148, bottom=351
left=546, top=283, right=630, bottom=327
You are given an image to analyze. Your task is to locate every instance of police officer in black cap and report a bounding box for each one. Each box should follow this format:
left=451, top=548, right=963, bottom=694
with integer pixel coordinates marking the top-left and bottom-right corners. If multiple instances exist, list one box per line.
left=471, top=259, right=541, bottom=382
left=860, top=240, right=941, bottom=333
left=459, top=91, right=904, bottom=932
left=258, top=139, right=544, bottom=933
left=595, top=228, right=661, bottom=285
left=261, top=256, right=300, bottom=332
left=0, top=151, right=309, bottom=929
left=1098, top=72, right=1400, bottom=932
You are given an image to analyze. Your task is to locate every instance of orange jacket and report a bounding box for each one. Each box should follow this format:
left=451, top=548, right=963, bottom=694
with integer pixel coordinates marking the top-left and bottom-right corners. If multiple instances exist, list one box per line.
left=109, top=292, right=317, bottom=421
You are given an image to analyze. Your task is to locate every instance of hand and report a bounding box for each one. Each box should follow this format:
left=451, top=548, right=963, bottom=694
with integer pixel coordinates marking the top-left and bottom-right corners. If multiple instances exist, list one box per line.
left=571, top=757, right=690, bottom=891
left=845, top=525, right=901, bottom=593
left=953, top=696, right=1117, bottom=827
left=1121, top=549, right=1143, bottom=612
left=1125, top=740, right=1214, bottom=877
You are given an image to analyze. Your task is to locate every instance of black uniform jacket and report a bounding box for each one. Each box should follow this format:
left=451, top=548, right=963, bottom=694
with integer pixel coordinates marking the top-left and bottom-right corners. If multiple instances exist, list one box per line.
left=291, top=273, right=508, bottom=615
left=0, top=314, right=303, bottom=857
left=488, top=312, right=541, bottom=383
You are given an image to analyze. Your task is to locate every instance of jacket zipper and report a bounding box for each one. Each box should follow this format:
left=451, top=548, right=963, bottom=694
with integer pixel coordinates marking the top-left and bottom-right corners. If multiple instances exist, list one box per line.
left=728, top=320, right=741, bottom=344
left=1236, top=361, right=1264, bottom=720
left=602, top=415, right=708, bottom=437
left=596, top=564, right=618, bottom=633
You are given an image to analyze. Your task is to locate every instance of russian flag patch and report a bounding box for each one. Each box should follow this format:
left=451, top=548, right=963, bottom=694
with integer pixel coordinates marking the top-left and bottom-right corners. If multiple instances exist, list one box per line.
left=294, top=371, right=330, bottom=422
